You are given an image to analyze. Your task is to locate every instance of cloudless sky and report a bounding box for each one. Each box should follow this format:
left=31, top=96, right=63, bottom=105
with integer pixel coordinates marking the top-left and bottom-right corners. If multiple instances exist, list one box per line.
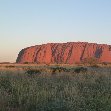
left=0, top=0, right=111, bottom=62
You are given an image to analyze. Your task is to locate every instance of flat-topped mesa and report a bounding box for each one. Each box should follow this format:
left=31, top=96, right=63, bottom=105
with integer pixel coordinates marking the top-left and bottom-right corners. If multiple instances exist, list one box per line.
left=16, top=42, right=111, bottom=64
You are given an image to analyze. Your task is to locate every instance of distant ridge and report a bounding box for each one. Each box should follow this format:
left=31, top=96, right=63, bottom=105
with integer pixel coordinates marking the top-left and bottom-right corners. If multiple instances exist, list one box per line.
left=0, top=62, right=11, bottom=64
left=16, top=42, right=111, bottom=64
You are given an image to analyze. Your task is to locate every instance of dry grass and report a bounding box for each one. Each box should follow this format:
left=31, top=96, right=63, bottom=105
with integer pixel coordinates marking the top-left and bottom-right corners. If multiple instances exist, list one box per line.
left=0, top=64, right=111, bottom=111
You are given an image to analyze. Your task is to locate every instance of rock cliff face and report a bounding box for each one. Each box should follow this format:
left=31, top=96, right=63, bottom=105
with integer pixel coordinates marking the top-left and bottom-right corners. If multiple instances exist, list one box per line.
left=16, top=42, right=111, bottom=64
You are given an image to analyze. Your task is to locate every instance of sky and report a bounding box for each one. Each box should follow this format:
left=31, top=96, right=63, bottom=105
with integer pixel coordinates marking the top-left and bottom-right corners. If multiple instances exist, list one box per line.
left=0, top=0, right=111, bottom=62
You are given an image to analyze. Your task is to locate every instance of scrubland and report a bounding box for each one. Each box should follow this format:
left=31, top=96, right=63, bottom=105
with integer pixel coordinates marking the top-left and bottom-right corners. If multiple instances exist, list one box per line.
left=0, top=64, right=111, bottom=111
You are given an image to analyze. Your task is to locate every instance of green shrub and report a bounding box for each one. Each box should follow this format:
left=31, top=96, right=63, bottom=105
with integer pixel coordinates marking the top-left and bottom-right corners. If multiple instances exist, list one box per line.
left=74, top=67, right=87, bottom=73
left=50, top=67, right=69, bottom=74
left=25, top=68, right=41, bottom=75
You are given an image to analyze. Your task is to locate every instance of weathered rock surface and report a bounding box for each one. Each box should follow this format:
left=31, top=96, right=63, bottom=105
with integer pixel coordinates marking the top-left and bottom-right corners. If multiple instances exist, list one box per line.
left=16, top=42, right=111, bottom=64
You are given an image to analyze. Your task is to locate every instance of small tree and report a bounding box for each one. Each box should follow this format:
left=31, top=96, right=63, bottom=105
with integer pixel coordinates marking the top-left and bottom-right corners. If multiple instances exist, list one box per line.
left=82, top=57, right=99, bottom=66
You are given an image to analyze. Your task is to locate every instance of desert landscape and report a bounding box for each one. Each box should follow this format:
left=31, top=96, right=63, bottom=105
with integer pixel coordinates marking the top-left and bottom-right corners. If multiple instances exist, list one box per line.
left=1, top=52, right=111, bottom=111
left=1, top=0, right=111, bottom=111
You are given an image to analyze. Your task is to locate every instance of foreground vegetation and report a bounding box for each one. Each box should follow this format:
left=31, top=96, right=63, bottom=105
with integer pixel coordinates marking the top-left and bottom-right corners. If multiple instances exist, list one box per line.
left=0, top=65, right=111, bottom=111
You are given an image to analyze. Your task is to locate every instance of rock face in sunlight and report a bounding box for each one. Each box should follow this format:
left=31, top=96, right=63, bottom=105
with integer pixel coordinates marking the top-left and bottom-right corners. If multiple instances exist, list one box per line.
left=16, top=42, right=111, bottom=64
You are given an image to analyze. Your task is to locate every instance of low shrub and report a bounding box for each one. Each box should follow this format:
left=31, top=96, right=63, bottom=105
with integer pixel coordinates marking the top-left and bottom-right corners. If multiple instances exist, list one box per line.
left=74, top=67, right=87, bottom=73
left=25, top=68, right=41, bottom=75
left=90, top=64, right=99, bottom=68
left=102, top=62, right=108, bottom=66
left=5, top=65, right=15, bottom=68
left=50, top=67, right=69, bottom=74
left=82, top=57, right=99, bottom=66
left=23, top=62, right=32, bottom=64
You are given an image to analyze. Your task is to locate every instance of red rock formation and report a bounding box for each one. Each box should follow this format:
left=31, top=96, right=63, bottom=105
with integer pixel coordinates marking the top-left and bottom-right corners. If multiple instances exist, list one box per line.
left=16, top=42, right=111, bottom=64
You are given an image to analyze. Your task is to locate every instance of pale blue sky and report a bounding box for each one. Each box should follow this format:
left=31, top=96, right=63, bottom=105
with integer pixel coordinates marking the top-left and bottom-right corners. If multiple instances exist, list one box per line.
left=0, top=0, right=111, bottom=62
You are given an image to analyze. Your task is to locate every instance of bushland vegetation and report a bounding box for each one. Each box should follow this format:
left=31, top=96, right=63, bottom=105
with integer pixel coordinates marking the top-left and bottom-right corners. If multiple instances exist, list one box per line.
left=0, top=64, right=111, bottom=111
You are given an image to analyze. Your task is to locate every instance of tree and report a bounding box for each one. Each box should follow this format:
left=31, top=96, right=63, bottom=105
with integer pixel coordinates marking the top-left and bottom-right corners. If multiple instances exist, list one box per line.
left=82, top=57, right=99, bottom=66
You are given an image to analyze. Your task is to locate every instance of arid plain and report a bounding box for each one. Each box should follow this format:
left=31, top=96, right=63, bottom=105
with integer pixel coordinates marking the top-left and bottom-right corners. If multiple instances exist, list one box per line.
left=1, top=63, right=111, bottom=111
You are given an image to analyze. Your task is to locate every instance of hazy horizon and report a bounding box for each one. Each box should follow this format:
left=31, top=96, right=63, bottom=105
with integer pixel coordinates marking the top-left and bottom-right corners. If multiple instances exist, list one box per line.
left=0, top=0, right=111, bottom=62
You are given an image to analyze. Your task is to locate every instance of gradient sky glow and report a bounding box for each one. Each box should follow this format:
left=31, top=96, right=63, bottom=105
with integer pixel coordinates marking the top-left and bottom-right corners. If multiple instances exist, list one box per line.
left=0, top=0, right=111, bottom=62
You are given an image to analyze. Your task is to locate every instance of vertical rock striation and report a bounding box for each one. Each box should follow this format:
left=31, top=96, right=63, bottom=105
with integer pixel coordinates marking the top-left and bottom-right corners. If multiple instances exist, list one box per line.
left=16, top=42, right=111, bottom=64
